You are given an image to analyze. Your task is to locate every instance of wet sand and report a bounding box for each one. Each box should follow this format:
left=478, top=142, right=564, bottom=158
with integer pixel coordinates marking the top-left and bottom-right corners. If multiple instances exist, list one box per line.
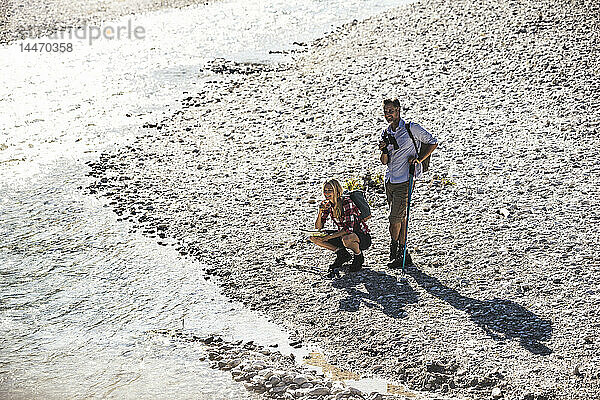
left=47, top=0, right=600, bottom=398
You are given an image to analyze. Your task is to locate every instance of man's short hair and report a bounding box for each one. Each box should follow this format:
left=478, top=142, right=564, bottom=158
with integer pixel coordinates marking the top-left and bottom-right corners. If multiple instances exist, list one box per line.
left=383, top=98, right=401, bottom=108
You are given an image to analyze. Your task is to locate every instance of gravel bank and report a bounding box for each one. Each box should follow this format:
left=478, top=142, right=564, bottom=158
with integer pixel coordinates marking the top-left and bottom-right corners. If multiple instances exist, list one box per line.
left=86, top=0, right=600, bottom=398
left=0, top=0, right=212, bottom=44
left=153, top=330, right=418, bottom=400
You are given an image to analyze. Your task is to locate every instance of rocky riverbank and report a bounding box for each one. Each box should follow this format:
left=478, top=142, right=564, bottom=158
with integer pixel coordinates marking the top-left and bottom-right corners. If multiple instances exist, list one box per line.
left=152, top=330, right=423, bottom=400
left=0, top=0, right=213, bottom=44
left=86, top=0, right=600, bottom=398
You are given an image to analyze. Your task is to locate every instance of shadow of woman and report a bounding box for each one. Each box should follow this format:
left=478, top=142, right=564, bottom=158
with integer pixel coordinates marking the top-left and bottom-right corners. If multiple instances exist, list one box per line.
left=332, top=268, right=419, bottom=318
left=407, top=265, right=553, bottom=355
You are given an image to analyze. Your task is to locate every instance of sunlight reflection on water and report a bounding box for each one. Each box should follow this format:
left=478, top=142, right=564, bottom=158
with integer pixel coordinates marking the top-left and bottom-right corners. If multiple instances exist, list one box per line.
left=0, top=0, right=404, bottom=178
left=1, top=0, right=411, bottom=397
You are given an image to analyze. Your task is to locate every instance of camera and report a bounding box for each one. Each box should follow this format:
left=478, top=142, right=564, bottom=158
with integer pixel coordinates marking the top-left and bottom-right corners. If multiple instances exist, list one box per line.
left=383, top=132, right=399, bottom=150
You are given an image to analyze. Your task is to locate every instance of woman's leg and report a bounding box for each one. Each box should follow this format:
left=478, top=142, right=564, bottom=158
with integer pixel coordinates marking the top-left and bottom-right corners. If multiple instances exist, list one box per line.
left=341, top=233, right=361, bottom=255
left=343, top=233, right=365, bottom=272
left=312, top=236, right=352, bottom=274
left=309, top=235, right=339, bottom=251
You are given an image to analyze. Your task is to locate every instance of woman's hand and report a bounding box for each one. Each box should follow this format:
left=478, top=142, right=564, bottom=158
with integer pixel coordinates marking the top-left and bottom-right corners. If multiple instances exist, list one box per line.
left=319, top=200, right=331, bottom=212
left=379, top=141, right=387, bottom=151
left=409, top=157, right=421, bottom=165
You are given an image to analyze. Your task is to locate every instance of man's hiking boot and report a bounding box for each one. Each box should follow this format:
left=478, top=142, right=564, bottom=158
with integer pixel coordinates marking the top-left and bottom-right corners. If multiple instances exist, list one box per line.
left=389, top=240, right=398, bottom=261
left=404, top=250, right=412, bottom=267
left=388, top=249, right=413, bottom=270
left=349, top=253, right=364, bottom=272
left=387, top=256, right=402, bottom=269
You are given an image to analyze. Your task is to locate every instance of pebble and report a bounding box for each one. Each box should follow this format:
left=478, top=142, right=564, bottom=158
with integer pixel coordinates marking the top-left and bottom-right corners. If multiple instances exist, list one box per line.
left=491, top=387, right=502, bottom=398
left=292, top=376, right=308, bottom=386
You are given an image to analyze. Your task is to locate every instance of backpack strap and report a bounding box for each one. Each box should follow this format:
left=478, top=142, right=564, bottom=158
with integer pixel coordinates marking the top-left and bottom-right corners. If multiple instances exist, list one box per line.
left=405, top=122, right=419, bottom=155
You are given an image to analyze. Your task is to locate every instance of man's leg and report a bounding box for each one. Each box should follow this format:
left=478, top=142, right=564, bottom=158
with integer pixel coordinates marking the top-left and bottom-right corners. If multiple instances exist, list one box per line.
left=386, top=182, right=400, bottom=261
left=387, top=181, right=409, bottom=268
left=397, top=216, right=412, bottom=266
left=400, top=180, right=414, bottom=266
left=387, top=220, right=399, bottom=260
left=398, top=218, right=408, bottom=248
left=390, top=220, right=402, bottom=242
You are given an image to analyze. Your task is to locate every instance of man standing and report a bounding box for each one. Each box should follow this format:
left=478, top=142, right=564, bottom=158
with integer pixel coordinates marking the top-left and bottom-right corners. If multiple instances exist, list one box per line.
left=378, top=98, right=438, bottom=268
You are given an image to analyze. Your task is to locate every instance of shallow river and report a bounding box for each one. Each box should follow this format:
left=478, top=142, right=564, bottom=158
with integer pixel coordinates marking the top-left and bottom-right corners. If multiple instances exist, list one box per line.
left=1, top=0, right=408, bottom=397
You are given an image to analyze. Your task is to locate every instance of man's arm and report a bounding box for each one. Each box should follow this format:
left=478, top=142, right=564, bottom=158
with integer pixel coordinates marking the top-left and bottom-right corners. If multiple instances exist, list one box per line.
left=379, top=141, right=389, bottom=164
left=416, top=143, right=437, bottom=163
left=409, top=122, right=438, bottom=163
left=411, top=122, right=438, bottom=146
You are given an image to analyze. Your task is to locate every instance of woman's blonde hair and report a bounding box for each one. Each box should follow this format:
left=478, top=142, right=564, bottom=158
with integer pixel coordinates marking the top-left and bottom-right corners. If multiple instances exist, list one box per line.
left=323, top=179, right=344, bottom=219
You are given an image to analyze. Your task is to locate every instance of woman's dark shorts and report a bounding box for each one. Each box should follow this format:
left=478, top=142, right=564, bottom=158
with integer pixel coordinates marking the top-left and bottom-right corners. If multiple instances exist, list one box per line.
left=326, top=231, right=372, bottom=250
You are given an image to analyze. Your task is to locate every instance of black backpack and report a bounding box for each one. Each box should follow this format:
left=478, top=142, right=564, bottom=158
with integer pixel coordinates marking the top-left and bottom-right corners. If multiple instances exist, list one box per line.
left=405, top=122, right=432, bottom=173
left=343, top=190, right=371, bottom=221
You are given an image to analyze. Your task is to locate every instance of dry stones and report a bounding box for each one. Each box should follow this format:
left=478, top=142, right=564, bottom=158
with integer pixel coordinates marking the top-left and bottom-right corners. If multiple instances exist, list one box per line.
left=87, top=0, right=600, bottom=398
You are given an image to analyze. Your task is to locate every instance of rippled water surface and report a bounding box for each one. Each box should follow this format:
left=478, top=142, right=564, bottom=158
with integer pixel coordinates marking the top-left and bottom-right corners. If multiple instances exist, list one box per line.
left=1, top=0, right=409, bottom=397
left=1, top=159, right=305, bottom=398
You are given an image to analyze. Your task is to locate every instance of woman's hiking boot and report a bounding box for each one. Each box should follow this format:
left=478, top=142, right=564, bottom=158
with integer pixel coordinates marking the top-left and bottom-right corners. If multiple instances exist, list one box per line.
left=327, top=266, right=341, bottom=279
left=349, top=252, right=364, bottom=272
left=331, top=248, right=352, bottom=268
left=327, top=248, right=351, bottom=278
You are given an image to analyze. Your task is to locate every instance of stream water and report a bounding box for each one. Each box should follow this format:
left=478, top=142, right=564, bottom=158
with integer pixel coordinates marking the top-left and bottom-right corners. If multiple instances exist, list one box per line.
left=1, top=0, right=410, bottom=397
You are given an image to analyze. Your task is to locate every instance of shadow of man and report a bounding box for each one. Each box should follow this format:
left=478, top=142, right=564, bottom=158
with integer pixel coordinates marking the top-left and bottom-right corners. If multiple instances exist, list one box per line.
left=407, top=264, right=553, bottom=355
left=332, top=268, right=419, bottom=318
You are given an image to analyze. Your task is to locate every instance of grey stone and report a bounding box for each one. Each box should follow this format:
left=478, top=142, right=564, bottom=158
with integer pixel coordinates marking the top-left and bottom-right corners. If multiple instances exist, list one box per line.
left=491, top=387, right=502, bottom=398
left=293, top=375, right=308, bottom=386
left=308, top=386, right=330, bottom=396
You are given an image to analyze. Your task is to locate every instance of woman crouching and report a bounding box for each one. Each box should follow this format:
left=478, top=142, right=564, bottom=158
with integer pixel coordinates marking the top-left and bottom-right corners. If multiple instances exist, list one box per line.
left=310, top=179, right=372, bottom=275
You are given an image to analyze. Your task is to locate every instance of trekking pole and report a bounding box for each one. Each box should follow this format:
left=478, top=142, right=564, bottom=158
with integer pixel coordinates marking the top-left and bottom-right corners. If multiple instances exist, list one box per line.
left=401, top=163, right=416, bottom=273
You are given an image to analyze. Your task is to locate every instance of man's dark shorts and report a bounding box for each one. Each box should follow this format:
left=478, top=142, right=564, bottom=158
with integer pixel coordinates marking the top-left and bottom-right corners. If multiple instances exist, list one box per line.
left=385, top=180, right=413, bottom=224
left=326, top=231, right=372, bottom=250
